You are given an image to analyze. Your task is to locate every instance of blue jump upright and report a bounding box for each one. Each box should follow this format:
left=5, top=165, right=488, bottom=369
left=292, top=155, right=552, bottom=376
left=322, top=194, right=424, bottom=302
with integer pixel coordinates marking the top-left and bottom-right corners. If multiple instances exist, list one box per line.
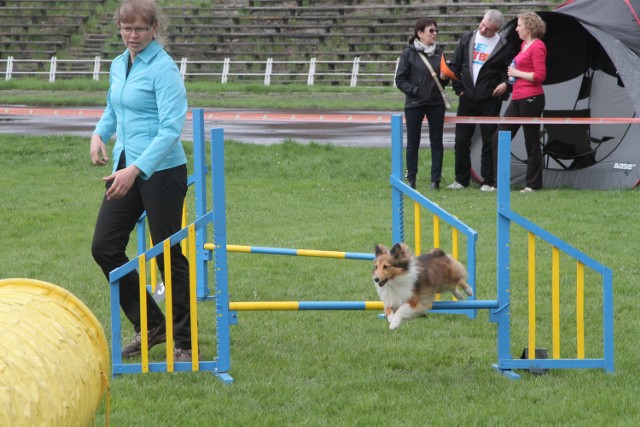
left=388, top=117, right=614, bottom=379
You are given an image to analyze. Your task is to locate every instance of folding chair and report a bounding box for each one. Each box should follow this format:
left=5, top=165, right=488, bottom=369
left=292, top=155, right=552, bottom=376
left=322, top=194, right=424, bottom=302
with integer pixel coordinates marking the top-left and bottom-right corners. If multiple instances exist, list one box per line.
left=541, top=109, right=613, bottom=170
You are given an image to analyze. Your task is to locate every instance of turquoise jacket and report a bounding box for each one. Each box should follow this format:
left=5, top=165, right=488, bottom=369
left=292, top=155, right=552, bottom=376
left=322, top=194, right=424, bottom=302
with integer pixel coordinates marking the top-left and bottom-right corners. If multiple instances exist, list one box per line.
left=93, top=39, right=188, bottom=180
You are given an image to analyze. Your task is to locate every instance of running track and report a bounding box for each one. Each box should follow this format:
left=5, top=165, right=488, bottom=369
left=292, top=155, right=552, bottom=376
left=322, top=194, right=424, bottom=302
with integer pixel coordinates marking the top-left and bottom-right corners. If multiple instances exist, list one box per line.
left=3, top=107, right=637, bottom=147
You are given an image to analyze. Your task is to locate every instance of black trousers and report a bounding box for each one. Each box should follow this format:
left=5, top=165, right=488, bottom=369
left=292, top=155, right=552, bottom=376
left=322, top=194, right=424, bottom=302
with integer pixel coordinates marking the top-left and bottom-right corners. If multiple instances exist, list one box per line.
left=91, top=157, right=192, bottom=349
left=492, top=94, right=545, bottom=189
left=404, top=104, right=446, bottom=184
left=453, top=95, right=502, bottom=187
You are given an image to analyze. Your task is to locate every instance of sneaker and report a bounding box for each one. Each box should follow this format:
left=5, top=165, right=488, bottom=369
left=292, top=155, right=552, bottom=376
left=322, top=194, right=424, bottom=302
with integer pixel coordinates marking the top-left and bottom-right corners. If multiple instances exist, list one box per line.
left=429, top=181, right=440, bottom=190
left=446, top=181, right=466, bottom=190
left=174, top=348, right=193, bottom=362
left=121, top=323, right=166, bottom=358
left=520, top=187, right=536, bottom=193
left=480, top=185, right=496, bottom=192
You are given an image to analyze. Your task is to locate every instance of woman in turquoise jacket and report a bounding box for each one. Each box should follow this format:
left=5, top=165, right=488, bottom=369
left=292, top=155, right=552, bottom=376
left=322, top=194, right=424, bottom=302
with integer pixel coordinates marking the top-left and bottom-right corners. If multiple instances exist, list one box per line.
left=90, top=0, right=193, bottom=362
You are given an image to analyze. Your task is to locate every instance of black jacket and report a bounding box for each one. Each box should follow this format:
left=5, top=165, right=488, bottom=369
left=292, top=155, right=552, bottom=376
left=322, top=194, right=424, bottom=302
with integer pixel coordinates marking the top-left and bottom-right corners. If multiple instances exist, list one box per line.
left=449, top=31, right=516, bottom=103
left=395, top=44, right=449, bottom=109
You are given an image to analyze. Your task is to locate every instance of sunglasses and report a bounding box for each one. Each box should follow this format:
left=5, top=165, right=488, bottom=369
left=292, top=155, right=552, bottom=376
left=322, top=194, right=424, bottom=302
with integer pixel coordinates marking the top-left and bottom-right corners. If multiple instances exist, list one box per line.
left=427, top=28, right=439, bottom=34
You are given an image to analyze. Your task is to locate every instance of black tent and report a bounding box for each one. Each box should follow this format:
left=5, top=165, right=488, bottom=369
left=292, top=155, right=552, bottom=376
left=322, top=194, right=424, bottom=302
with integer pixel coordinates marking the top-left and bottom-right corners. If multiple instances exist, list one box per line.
left=472, top=0, right=640, bottom=189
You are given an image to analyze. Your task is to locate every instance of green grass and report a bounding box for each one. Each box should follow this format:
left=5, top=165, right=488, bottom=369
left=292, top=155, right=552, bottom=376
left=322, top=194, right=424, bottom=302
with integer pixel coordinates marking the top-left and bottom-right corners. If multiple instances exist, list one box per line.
left=1, top=134, right=638, bottom=426
left=0, top=79, right=410, bottom=110
left=0, top=79, right=465, bottom=111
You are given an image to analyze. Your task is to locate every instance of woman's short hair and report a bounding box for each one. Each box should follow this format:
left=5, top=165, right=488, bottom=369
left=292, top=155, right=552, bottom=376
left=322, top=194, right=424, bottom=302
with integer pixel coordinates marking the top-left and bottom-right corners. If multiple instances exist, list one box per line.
left=518, top=11, right=546, bottom=39
left=409, top=17, right=438, bottom=44
left=114, top=0, right=167, bottom=46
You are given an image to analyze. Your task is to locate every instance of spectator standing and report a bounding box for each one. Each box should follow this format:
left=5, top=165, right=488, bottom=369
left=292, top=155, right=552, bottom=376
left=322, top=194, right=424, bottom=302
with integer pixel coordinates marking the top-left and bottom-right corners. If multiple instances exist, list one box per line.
left=395, top=17, right=450, bottom=190
left=447, top=9, right=515, bottom=191
left=492, top=11, right=547, bottom=193
left=89, top=0, right=194, bottom=361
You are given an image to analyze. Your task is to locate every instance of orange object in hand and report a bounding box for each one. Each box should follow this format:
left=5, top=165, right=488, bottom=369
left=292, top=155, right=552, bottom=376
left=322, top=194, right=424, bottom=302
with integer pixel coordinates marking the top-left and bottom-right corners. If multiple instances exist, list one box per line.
left=440, top=55, right=459, bottom=81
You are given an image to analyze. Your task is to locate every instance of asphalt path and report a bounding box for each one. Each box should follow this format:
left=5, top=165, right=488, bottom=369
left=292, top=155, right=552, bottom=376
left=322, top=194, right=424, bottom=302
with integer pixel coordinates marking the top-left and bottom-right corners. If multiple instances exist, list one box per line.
left=0, top=106, right=455, bottom=148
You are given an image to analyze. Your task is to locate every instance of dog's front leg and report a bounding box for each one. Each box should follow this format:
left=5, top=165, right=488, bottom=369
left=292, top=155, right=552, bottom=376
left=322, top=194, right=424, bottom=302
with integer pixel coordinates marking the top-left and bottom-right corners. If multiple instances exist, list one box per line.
left=384, top=306, right=395, bottom=324
left=389, top=303, right=420, bottom=330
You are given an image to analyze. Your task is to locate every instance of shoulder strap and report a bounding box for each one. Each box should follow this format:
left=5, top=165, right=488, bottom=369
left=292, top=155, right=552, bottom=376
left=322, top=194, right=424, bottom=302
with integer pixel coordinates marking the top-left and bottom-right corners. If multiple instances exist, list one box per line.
left=418, top=52, right=451, bottom=109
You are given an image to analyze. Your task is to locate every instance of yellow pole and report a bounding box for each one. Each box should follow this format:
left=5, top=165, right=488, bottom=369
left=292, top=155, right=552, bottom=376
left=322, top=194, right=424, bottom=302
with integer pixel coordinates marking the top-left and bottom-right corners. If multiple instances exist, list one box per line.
left=230, top=301, right=300, bottom=311
left=138, top=254, right=149, bottom=373
left=164, top=239, right=174, bottom=372
left=451, top=228, right=460, bottom=300
left=528, top=232, right=536, bottom=358
left=576, top=261, right=585, bottom=359
left=552, top=246, right=560, bottom=359
left=432, top=214, right=440, bottom=248
left=296, top=249, right=347, bottom=258
left=188, top=224, right=199, bottom=370
left=451, top=228, right=459, bottom=260
left=181, top=199, right=188, bottom=257
left=225, top=244, right=251, bottom=253
left=149, top=235, right=157, bottom=293
left=414, top=201, right=421, bottom=255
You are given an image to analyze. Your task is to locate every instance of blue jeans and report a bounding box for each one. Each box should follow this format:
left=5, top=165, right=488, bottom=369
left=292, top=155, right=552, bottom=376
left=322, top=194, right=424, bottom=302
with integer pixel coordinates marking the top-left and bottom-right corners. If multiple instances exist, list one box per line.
left=91, top=155, right=192, bottom=349
left=404, top=104, right=446, bottom=183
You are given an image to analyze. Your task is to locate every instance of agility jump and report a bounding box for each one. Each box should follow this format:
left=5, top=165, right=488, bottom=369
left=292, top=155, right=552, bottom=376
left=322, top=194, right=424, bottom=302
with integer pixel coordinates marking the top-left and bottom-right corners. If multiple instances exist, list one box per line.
left=108, top=109, right=614, bottom=382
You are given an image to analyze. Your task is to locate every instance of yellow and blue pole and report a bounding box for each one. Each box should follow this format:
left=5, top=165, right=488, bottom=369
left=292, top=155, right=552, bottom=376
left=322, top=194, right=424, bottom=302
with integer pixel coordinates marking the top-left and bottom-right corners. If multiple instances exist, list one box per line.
left=207, top=244, right=374, bottom=260
left=229, top=300, right=498, bottom=311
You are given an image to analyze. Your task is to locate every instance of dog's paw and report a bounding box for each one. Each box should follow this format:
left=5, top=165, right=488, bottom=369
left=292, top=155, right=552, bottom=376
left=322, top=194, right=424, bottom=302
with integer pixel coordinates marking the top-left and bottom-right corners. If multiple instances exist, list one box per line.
left=389, top=318, right=402, bottom=330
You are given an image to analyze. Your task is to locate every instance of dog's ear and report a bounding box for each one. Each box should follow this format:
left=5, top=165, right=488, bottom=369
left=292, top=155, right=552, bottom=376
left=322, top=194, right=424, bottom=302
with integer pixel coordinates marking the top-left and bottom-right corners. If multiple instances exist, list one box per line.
left=399, top=243, right=413, bottom=257
left=430, top=248, right=446, bottom=257
left=375, top=244, right=388, bottom=256
left=391, top=242, right=411, bottom=258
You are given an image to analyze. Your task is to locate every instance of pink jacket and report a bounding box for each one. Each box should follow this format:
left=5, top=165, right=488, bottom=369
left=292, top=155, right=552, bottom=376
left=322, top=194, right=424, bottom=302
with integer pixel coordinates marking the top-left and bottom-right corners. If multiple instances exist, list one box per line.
left=512, top=39, right=546, bottom=100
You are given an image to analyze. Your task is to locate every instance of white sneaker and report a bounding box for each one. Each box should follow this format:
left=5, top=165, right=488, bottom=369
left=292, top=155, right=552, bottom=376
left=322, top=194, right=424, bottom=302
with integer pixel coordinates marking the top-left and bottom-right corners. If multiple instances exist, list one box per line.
left=480, top=185, right=496, bottom=192
left=446, top=181, right=466, bottom=190
left=520, top=187, right=535, bottom=193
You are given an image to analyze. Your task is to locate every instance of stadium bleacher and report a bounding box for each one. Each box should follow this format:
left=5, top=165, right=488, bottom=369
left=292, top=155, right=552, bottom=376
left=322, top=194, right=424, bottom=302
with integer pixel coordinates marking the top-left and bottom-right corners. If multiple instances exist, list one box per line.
left=0, top=0, right=554, bottom=83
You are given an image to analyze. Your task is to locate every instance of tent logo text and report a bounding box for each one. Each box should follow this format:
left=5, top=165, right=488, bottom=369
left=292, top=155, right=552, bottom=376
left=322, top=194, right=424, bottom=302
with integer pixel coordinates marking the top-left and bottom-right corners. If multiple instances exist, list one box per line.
left=613, top=163, right=636, bottom=171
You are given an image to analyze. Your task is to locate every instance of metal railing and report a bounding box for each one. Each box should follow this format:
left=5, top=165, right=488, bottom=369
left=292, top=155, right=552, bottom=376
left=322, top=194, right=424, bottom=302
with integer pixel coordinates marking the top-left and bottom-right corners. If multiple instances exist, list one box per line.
left=1, top=55, right=400, bottom=86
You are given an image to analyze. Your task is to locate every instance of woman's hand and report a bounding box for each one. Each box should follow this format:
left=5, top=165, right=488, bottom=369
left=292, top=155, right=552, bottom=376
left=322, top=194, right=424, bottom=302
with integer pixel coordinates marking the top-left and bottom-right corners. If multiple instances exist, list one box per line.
left=103, top=165, right=141, bottom=201
left=90, top=134, right=109, bottom=166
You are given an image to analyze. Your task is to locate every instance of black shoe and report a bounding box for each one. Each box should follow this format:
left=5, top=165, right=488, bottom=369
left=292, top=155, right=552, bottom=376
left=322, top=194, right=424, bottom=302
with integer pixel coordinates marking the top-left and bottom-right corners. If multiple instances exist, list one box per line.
left=121, top=323, right=167, bottom=358
left=430, top=181, right=440, bottom=190
left=405, top=171, right=416, bottom=189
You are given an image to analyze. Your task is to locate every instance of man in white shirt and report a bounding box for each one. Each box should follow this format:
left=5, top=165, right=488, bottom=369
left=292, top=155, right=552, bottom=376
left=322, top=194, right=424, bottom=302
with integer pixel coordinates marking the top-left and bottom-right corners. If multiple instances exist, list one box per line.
left=447, top=10, right=516, bottom=191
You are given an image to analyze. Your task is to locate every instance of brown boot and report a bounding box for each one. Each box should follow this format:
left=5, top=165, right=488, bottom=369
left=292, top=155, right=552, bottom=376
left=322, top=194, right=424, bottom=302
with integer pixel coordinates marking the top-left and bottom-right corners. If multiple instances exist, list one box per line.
left=121, top=323, right=166, bottom=358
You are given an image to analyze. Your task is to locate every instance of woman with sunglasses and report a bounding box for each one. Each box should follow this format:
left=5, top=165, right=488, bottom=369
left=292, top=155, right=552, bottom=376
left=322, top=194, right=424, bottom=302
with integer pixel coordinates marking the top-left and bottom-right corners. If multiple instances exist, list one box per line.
left=395, top=17, right=450, bottom=190
left=89, top=0, right=194, bottom=362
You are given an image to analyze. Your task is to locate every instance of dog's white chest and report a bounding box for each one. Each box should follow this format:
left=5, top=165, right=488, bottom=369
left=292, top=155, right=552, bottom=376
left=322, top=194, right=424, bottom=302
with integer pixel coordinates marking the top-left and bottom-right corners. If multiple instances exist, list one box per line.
left=375, top=269, right=416, bottom=310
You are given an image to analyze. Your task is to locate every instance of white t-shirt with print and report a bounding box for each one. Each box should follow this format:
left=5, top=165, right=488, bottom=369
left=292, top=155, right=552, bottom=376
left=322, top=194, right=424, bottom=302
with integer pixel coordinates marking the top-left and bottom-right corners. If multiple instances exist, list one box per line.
left=472, top=33, right=500, bottom=84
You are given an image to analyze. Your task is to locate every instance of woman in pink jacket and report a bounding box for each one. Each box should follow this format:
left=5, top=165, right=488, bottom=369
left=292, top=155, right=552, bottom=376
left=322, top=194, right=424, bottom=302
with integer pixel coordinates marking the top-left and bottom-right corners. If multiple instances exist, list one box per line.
left=492, top=11, right=547, bottom=192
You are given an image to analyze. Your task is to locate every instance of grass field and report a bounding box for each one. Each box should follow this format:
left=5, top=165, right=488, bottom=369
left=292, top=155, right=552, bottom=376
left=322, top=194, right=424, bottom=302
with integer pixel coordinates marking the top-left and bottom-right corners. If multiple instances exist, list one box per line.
left=1, top=133, right=638, bottom=426
left=0, top=79, right=409, bottom=111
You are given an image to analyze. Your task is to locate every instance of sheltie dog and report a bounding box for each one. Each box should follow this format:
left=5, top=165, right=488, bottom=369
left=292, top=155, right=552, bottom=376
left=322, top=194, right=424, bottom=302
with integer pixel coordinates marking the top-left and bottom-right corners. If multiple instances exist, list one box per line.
left=372, top=243, right=473, bottom=330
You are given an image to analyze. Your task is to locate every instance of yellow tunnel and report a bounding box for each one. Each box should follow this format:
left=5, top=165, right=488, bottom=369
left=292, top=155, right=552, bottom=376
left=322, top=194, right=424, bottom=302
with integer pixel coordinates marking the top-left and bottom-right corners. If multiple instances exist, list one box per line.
left=0, top=278, right=109, bottom=426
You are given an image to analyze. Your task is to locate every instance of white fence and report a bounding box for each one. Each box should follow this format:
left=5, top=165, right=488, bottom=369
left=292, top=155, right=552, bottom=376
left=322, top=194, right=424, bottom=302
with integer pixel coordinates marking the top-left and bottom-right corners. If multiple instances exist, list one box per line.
left=1, top=56, right=400, bottom=87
